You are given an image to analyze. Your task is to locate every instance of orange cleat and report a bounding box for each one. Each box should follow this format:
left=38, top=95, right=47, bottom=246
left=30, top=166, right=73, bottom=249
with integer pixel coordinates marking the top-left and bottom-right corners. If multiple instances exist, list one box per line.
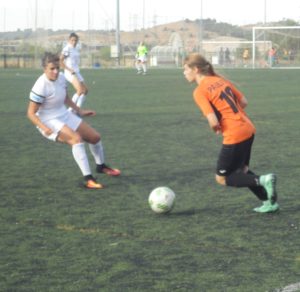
left=85, top=179, right=104, bottom=189
left=97, top=164, right=121, bottom=176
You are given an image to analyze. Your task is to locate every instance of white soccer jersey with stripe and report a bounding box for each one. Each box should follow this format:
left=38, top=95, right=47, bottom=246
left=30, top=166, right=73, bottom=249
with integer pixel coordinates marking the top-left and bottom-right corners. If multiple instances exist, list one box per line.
left=29, top=72, right=68, bottom=121
left=62, top=43, right=80, bottom=73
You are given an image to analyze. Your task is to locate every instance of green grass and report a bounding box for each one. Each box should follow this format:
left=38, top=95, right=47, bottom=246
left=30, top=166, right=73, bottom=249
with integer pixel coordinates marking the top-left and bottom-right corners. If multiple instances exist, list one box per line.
left=0, top=67, right=300, bottom=292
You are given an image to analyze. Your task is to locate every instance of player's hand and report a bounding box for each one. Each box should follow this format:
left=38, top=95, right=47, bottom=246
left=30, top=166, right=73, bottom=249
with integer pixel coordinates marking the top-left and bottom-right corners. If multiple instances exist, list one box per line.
left=79, top=109, right=96, bottom=117
left=213, top=124, right=222, bottom=135
left=44, top=128, right=53, bottom=136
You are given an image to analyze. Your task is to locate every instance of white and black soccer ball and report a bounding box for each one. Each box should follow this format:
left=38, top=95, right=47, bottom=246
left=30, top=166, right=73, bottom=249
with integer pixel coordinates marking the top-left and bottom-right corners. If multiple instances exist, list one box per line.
left=148, top=186, right=176, bottom=214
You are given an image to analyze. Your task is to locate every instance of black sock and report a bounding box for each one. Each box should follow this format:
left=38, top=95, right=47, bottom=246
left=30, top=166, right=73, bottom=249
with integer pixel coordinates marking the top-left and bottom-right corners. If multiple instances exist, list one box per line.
left=247, top=170, right=268, bottom=201
left=96, top=164, right=105, bottom=172
left=225, top=172, right=260, bottom=188
left=84, top=174, right=94, bottom=181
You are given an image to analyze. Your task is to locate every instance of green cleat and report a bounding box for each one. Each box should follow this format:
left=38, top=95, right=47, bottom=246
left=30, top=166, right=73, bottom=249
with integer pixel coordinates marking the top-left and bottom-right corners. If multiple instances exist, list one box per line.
left=253, top=201, right=279, bottom=213
left=259, top=173, right=277, bottom=204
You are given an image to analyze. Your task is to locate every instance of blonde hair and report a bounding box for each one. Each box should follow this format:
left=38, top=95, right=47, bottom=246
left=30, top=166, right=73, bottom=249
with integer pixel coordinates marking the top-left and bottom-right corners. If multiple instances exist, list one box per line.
left=184, top=53, right=217, bottom=76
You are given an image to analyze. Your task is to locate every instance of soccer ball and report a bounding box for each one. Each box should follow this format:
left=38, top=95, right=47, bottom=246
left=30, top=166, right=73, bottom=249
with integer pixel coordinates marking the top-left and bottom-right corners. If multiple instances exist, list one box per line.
left=148, top=186, right=176, bottom=214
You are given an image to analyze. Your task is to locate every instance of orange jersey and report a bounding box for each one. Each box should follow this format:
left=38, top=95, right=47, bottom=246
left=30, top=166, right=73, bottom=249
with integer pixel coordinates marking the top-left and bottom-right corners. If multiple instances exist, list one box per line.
left=193, top=76, right=256, bottom=144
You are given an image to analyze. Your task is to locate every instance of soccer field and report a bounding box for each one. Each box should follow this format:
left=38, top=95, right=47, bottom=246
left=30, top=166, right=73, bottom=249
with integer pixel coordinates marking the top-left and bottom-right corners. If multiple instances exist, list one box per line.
left=0, top=68, right=300, bottom=291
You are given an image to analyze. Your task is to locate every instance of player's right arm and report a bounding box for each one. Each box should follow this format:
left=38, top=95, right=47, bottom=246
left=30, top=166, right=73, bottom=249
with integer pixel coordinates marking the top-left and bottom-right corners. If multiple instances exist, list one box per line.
left=27, top=101, right=53, bottom=136
left=59, top=53, right=66, bottom=69
left=206, top=113, right=221, bottom=134
left=28, top=78, right=53, bottom=136
left=59, top=48, right=75, bottom=75
left=194, top=87, right=221, bottom=135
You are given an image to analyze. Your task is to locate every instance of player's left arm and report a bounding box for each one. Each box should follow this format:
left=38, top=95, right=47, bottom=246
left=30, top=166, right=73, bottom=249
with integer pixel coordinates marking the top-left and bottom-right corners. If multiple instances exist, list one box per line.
left=238, top=95, right=248, bottom=109
left=65, top=95, right=96, bottom=117
left=230, top=84, right=248, bottom=109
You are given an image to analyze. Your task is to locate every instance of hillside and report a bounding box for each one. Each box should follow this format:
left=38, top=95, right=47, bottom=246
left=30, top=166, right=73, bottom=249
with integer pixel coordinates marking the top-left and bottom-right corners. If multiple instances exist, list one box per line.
left=1, top=18, right=298, bottom=52
left=0, top=18, right=253, bottom=50
left=0, top=18, right=299, bottom=69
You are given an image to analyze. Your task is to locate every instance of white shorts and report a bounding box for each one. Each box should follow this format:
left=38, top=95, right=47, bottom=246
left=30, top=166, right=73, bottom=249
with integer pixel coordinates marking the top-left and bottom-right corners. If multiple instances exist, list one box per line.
left=37, top=111, right=82, bottom=142
left=137, top=56, right=147, bottom=63
left=64, top=70, right=84, bottom=83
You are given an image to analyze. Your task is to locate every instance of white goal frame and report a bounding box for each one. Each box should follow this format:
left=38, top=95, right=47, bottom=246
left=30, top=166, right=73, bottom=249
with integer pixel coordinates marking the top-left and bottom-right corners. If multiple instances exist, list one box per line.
left=252, top=26, right=300, bottom=69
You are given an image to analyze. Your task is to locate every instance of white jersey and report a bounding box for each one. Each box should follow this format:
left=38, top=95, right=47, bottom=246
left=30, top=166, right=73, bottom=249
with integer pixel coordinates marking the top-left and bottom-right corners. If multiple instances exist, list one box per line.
left=29, top=72, right=68, bottom=122
left=62, top=43, right=80, bottom=73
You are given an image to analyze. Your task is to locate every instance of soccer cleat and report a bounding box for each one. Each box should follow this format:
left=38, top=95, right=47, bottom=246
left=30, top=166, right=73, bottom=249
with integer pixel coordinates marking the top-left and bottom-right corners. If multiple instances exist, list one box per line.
left=253, top=201, right=279, bottom=213
left=85, top=179, right=104, bottom=189
left=96, top=164, right=121, bottom=176
left=259, top=173, right=277, bottom=204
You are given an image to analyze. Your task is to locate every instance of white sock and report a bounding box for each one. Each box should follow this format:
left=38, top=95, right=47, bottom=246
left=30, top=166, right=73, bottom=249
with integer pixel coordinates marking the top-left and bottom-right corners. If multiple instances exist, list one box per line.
left=136, top=63, right=141, bottom=72
left=88, top=141, right=105, bottom=165
left=142, top=64, right=147, bottom=73
left=72, top=93, right=79, bottom=104
left=72, top=143, right=91, bottom=176
left=76, top=94, right=86, bottom=107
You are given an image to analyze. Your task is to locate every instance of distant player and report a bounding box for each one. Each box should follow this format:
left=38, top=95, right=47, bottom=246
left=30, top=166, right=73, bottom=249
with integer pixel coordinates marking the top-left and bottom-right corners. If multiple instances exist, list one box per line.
left=183, top=53, right=279, bottom=213
left=60, top=32, right=88, bottom=108
left=27, top=52, right=121, bottom=189
left=242, top=48, right=250, bottom=67
left=135, top=41, right=148, bottom=75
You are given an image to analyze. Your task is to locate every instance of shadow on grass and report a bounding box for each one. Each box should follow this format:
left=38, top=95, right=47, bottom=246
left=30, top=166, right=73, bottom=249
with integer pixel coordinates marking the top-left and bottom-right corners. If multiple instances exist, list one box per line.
left=168, top=208, right=203, bottom=216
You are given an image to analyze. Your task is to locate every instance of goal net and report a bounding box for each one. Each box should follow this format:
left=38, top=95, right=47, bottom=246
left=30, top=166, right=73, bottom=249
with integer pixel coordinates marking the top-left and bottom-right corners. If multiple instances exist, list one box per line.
left=252, top=26, right=300, bottom=69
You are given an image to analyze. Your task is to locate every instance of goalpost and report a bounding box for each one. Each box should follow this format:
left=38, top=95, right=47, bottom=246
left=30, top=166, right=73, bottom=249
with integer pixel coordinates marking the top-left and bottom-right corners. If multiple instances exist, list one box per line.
left=252, top=26, right=300, bottom=69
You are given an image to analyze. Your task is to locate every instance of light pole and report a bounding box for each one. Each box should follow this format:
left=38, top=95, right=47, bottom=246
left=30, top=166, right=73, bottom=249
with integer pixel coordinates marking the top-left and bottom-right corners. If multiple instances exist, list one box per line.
left=142, top=0, right=145, bottom=30
left=34, top=0, right=38, bottom=68
left=88, top=0, right=92, bottom=67
left=116, top=0, right=120, bottom=66
left=199, top=0, right=203, bottom=53
left=264, top=0, right=267, bottom=25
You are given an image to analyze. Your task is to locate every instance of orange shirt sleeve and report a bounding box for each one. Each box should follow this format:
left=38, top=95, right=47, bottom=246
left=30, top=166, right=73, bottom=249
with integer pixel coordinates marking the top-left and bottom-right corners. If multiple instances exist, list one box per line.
left=193, top=86, right=214, bottom=117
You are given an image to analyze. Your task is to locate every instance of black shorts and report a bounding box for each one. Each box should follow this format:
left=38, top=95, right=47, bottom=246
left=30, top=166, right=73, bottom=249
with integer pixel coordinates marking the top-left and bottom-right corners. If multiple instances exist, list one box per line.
left=216, top=135, right=255, bottom=176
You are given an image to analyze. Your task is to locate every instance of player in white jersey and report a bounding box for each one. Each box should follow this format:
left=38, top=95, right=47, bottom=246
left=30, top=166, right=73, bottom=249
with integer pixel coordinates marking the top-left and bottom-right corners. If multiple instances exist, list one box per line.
left=27, top=52, right=121, bottom=189
left=60, top=32, right=88, bottom=108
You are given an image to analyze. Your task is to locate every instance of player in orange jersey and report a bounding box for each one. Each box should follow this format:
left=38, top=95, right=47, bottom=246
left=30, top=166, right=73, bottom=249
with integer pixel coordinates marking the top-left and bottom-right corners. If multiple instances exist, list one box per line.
left=183, top=53, right=279, bottom=213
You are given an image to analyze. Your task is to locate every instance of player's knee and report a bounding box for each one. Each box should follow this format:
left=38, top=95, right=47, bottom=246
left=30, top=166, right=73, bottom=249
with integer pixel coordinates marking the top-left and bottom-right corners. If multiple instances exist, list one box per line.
left=68, top=133, right=83, bottom=145
left=215, top=175, right=226, bottom=185
left=90, top=133, right=101, bottom=144
left=74, top=133, right=83, bottom=144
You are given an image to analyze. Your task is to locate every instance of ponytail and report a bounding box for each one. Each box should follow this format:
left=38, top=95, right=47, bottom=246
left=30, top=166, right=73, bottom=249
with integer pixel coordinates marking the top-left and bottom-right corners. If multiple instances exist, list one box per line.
left=184, top=53, right=218, bottom=76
